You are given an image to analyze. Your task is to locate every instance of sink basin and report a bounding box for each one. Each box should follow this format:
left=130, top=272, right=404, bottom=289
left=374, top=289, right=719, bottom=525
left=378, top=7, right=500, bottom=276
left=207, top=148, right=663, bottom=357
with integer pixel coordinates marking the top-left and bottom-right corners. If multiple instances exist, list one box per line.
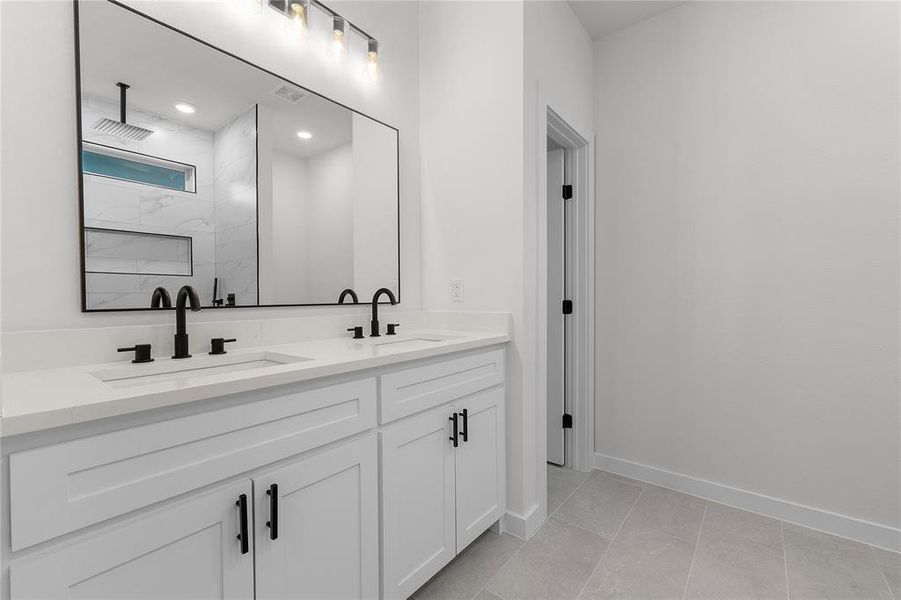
left=91, top=351, right=311, bottom=389
left=369, top=333, right=461, bottom=351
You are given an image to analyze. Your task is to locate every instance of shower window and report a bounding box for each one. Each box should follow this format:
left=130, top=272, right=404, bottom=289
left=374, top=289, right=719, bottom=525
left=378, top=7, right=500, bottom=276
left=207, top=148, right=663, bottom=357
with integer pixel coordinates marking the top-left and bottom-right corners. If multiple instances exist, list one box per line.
left=81, top=142, right=196, bottom=192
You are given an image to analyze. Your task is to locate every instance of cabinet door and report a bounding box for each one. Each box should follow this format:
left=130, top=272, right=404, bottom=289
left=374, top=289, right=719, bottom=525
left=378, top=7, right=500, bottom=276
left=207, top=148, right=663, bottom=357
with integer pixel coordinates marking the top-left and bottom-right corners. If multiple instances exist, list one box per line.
left=455, top=387, right=505, bottom=552
left=10, top=481, right=254, bottom=600
left=254, top=435, right=379, bottom=600
left=380, top=406, right=456, bottom=599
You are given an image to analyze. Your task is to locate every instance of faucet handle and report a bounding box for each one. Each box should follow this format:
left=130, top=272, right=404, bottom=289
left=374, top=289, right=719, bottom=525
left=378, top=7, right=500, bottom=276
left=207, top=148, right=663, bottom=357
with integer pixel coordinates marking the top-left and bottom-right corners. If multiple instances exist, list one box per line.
left=209, top=338, right=237, bottom=355
left=386, top=323, right=400, bottom=336
left=347, top=326, right=364, bottom=340
left=118, top=344, right=154, bottom=364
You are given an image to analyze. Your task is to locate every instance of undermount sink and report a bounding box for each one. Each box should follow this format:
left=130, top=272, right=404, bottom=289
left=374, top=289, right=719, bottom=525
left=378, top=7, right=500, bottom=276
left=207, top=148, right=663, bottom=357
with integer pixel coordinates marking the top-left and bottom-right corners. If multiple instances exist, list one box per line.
left=369, top=333, right=461, bottom=350
left=91, top=351, right=311, bottom=389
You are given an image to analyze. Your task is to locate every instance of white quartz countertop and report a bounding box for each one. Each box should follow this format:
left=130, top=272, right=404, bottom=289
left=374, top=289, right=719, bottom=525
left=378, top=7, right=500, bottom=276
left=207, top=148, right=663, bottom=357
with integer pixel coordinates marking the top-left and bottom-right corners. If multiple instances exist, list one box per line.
left=1, top=329, right=509, bottom=437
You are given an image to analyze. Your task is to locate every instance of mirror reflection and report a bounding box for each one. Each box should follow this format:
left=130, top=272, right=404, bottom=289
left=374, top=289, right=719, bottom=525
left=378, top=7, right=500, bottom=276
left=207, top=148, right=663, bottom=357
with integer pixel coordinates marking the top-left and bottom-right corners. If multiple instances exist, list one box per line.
left=78, top=0, right=400, bottom=311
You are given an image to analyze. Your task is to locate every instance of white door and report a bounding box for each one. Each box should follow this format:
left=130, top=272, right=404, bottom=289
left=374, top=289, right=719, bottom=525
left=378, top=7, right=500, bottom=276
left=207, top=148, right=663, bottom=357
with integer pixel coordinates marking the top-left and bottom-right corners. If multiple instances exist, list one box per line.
left=254, top=435, right=379, bottom=600
left=380, top=406, right=456, bottom=600
left=10, top=481, right=254, bottom=600
left=547, top=148, right=566, bottom=466
left=454, top=387, right=505, bottom=552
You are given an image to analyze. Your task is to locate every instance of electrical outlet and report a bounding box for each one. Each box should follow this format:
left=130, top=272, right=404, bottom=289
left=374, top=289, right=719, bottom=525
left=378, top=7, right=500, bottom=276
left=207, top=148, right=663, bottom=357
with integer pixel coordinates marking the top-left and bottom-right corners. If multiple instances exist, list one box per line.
left=451, top=278, right=464, bottom=302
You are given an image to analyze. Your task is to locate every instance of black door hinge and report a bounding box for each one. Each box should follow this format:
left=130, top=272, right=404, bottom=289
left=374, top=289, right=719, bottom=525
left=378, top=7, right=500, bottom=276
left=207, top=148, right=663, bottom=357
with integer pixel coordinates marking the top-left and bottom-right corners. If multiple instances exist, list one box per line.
left=562, top=299, right=573, bottom=314
left=562, top=184, right=573, bottom=200
left=562, top=414, right=573, bottom=429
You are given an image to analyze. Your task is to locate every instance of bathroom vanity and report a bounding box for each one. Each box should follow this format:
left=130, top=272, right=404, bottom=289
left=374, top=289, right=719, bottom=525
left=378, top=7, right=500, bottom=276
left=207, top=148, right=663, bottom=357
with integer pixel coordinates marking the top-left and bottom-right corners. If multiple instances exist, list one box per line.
left=0, top=327, right=508, bottom=600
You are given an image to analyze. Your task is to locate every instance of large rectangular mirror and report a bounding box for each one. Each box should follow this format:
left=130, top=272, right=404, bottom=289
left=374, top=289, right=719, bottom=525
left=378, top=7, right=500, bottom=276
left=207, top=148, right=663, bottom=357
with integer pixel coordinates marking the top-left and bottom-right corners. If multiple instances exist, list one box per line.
left=76, top=0, right=400, bottom=311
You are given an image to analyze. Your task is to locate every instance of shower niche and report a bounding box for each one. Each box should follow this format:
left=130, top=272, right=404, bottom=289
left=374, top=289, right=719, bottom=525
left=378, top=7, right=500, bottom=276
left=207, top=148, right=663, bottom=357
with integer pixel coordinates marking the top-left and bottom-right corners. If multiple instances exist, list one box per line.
left=76, top=0, right=400, bottom=311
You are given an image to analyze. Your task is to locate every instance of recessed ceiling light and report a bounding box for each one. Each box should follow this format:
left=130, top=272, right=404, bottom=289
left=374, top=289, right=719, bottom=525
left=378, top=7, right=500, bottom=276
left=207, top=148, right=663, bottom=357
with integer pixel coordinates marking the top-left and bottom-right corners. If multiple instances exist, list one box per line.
left=296, top=130, right=313, bottom=140
left=174, top=102, right=197, bottom=114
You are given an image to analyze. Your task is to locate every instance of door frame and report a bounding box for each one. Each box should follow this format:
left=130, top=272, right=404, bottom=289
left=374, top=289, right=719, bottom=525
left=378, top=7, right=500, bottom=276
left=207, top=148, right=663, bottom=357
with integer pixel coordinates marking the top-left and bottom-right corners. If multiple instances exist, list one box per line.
left=535, top=102, right=595, bottom=482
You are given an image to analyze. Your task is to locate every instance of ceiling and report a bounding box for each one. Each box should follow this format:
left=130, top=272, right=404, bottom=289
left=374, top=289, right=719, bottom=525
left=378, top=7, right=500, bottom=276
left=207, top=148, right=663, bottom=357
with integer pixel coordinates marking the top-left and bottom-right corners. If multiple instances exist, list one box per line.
left=79, top=0, right=353, bottom=159
left=567, top=1, right=684, bottom=40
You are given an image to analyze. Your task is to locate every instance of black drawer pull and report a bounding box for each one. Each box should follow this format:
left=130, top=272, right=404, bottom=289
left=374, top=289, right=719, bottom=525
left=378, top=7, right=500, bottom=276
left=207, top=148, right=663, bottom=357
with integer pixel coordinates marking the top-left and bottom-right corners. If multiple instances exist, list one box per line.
left=449, top=413, right=459, bottom=448
left=266, top=483, right=279, bottom=540
left=236, top=494, right=249, bottom=555
left=460, top=409, right=469, bottom=442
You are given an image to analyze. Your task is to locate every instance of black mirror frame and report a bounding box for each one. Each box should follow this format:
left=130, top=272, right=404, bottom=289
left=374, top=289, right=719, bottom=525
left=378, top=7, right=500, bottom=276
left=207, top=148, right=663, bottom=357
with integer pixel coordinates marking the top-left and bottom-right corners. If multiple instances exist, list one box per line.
left=74, top=0, right=401, bottom=312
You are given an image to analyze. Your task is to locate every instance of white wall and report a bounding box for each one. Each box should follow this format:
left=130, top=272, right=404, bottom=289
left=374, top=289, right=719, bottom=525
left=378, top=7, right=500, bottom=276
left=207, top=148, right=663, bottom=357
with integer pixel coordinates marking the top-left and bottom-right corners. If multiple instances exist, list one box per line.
left=419, top=0, right=527, bottom=523
left=352, top=113, right=399, bottom=300
left=305, top=143, right=355, bottom=300
left=523, top=0, right=594, bottom=531
left=419, top=0, right=594, bottom=536
left=0, top=0, right=420, bottom=331
left=594, top=1, right=900, bottom=533
left=270, top=151, right=310, bottom=302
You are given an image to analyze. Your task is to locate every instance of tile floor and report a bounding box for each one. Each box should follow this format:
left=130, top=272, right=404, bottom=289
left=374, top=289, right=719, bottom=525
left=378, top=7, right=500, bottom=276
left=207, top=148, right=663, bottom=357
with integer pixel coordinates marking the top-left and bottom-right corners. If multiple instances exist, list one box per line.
left=412, top=466, right=901, bottom=600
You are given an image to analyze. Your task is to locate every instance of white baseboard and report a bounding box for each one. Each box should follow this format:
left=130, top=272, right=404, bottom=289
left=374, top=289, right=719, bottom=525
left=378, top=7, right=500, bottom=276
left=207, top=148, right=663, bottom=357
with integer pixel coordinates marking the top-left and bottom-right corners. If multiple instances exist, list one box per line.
left=502, top=503, right=545, bottom=540
left=593, top=453, right=901, bottom=553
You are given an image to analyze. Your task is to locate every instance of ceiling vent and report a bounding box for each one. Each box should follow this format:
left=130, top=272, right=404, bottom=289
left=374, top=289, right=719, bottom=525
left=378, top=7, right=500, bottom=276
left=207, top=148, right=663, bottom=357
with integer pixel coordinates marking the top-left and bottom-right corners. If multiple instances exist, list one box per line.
left=270, top=83, right=309, bottom=104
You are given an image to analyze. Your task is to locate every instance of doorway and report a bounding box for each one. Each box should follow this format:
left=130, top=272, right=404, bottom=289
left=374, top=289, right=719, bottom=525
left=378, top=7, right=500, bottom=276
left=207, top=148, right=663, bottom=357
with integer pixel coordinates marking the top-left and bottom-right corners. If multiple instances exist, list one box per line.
left=541, top=107, right=594, bottom=476
left=546, top=142, right=569, bottom=466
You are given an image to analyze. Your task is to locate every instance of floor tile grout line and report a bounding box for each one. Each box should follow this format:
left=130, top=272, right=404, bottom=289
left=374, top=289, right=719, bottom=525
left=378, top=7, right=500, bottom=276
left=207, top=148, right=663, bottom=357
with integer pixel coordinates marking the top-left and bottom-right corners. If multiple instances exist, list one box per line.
left=575, top=481, right=647, bottom=599
left=870, top=544, right=897, bottom=600
left=472, top=469, right=596, bottom=600
left=781, top=521, right=792, bottom=600
left=680, top=500, right=708, bottom=600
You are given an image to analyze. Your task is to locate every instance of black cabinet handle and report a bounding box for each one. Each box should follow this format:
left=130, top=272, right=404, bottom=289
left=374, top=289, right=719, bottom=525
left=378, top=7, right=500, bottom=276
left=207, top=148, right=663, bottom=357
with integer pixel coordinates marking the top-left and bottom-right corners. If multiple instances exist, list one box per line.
left=236, top=494, right=249, bottom=555
left=460, top=409, right=469, bottom=442
left=266, top=483, right=279, bottom=540
left=449, top=413, right=459, bottom=448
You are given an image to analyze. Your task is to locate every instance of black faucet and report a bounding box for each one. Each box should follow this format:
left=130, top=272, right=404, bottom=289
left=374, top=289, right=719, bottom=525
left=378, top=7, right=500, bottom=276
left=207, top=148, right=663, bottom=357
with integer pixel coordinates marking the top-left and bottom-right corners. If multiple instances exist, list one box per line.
left=338, top=288, right=359, bottom=304
left=172, top=285, right=201, bottom=359
left=150, top=287, right=172, bottom=308
left=370, top=287, right=397, bottom=337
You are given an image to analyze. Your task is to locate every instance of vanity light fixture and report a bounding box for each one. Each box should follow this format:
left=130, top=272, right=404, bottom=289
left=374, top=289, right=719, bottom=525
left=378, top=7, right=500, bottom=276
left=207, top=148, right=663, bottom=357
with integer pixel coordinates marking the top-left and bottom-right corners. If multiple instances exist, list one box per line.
left=329, top=15, right=347, bottom=62
left=296, top=130, right=313, bottom=140
left=174, top=102, right=197, bottom=114
left=363, top=38, right=380, bottom=81
left=284, top=0, right=308, bottom=37
left=267, top=0, right=380, bottom=77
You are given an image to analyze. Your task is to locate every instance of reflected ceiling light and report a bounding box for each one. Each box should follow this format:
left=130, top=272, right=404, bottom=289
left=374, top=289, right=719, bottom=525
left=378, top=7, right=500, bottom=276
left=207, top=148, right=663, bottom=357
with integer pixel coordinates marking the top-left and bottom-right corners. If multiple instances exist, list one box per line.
left=174, top=102, right=197, bottom=114
left=296, top=130, right=313, bottom=140
left=329, top=15, right=346, bottom=62
left=363, top=38, right=380, bottom=81
left=284, top=0, right=308, bottom=37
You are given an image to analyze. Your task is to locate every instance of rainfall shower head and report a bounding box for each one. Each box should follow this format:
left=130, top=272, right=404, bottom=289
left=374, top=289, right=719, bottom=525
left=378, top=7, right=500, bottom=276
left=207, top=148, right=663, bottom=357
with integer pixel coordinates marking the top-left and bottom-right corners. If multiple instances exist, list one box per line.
left=91, top=82, right=153, bottom=141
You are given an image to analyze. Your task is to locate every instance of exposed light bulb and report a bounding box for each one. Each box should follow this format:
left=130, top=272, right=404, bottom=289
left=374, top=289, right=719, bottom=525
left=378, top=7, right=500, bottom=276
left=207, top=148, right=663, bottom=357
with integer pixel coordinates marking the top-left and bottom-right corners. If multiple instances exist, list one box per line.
left=329, top=16, right=346, bottom=62
left=284, top=1, right=308, bottom=37
left=233, top=0, right=262, bottom=14
left=363, top=38, right=380, bottom=81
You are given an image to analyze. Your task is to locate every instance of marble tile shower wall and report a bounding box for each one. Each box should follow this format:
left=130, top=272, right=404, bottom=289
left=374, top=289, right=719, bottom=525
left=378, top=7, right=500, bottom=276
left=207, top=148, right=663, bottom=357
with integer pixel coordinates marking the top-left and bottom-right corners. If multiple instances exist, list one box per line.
left=213, top=106, right=258, bottom=307
left=82, top=97, right=217, bottom=309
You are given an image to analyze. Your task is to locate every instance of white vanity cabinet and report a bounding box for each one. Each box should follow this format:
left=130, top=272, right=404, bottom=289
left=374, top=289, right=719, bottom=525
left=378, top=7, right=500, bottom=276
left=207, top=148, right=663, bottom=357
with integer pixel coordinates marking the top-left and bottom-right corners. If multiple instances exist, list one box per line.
left=253, top=435, right=379, bottom=600
left=2, top=345, right=506, bottom=600
left=10, top=480, right=255, bottom=600
left=379, top=350, right=506, bottom=600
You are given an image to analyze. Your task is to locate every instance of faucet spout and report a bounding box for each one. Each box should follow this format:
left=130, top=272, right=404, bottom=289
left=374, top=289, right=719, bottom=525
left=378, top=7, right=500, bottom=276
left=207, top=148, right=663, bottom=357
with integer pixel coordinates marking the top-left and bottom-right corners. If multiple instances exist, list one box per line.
left=150, top=287, right=172, bottom=308
left=370, top=287, right=397, bottom=337
left=173, top=285, right=201, bottom=359
left=338, top=288, right=359, bottom=304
